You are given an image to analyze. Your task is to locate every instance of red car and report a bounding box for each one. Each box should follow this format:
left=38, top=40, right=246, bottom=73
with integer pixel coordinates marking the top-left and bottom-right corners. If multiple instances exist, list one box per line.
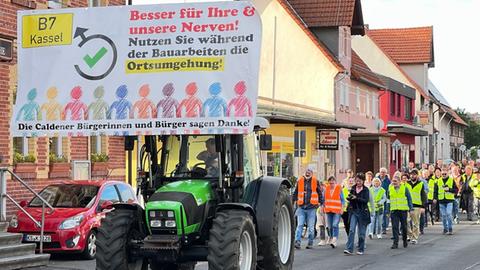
left=8, top=180, right=138, bottom=259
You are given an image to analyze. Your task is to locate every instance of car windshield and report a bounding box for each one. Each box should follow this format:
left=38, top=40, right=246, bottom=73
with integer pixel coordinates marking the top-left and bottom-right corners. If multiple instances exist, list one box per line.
left=29, top=184, right=99, bottom=208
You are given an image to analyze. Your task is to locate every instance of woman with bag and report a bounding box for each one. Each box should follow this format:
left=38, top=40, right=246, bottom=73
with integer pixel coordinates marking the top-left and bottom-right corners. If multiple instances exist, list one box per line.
left=344, top=173, right=370, bottom=255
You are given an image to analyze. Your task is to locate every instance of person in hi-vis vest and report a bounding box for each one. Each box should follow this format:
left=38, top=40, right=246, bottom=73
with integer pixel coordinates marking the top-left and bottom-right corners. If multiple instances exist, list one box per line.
left=293, top=167, right=323, bottom=250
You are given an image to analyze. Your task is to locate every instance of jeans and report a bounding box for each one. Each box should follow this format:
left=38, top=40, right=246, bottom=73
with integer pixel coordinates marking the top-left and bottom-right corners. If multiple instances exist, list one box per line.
left=439, top=202, right=453, bottom=232
left=453, top=198, right=460, bottom=220
left=367, top=214, right=375, bottom=235
left=382, top=203, right=390, bottom=232
left=391, top=210, right=408, bottom=244
left=295, top=207, right=317, bottom=244
left=371, top=211, right=383, bottom=235
left=462, top=193, right=474, bottom=220
left=326, top=213, right=341, bottom=238
left=345, top=213, right=367, bottom=253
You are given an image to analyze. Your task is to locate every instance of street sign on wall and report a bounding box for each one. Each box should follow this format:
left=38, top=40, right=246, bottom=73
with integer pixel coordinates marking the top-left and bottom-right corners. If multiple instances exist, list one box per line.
left=13, top=1, right=261, bottom=136
left=317, top=130, right=339, bottom=150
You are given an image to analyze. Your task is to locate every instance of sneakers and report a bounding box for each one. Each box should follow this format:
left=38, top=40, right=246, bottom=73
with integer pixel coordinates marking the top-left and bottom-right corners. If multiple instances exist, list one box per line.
left=330, top=237, right=337, bottom=248
left=376, top=234, right=382, bottom=239
left=391, top=243, right=398, bottom=249
left=411, top=239, right=417, bottom=245
left=306, top=244, right=313, bottom=249
left=368, top=233, right=373, bottom=239
left=317, top=239, right=326, bottom=246
left=447, top=231, right=453, bottom=235
left=343, top=249, right=353, bottom=255
left=356, top=251, right=364, bottom=255
left=443, top=230, right=447, bottom=235
left=326, top=237, right=332, bottom=245
left=294, top=241, right=301, bottom=249
left=403, top=241, right=408, bottom=248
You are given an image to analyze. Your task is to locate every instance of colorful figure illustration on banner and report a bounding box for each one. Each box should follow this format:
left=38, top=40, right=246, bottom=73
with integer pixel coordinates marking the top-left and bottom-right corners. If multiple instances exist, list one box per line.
left=107, top=85, right=132, bottom=135
left=62, top=86, right=88, bottom=121
left=16, top=88, right=40, bottom=121
left=227, top=81, right=252, bottom=117
left=178, top=82, right=202, bottom=134
left=227, top=81, right=252, bottom=133
left=40, top=87, right=62, bottom=121
left=131, top=84, right=156, bottom=119
left=88, top=86, right=109, bottom=120
left=156, top=83, right=180, bottom=118
left=202, top=82, right=227, bottom=117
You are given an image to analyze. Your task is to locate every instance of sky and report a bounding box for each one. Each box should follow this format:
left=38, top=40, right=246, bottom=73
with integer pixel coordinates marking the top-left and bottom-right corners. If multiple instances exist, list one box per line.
left=132, top=0, right=479, bottom=112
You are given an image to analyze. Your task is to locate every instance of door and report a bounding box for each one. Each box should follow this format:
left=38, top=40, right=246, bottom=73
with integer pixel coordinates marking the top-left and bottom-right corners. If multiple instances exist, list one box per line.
left=355, top=143, right=374, bottom=173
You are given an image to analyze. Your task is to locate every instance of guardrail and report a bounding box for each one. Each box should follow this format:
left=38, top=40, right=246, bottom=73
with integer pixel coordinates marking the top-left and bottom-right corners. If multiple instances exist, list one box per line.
left=0, top=168, right=54, bottom=253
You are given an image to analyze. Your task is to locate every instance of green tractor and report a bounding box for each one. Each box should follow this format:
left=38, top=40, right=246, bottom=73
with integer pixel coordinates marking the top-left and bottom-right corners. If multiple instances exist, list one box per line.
left=95, top=118, right=295, bottom=270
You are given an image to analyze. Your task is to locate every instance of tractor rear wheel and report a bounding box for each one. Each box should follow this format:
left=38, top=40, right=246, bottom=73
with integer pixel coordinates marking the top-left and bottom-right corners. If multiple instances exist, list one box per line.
left=258, top=186, right=294, bottom=270
left=96, top=208, right=147, bottom=270
left=208, top=209, right=257, bottom=270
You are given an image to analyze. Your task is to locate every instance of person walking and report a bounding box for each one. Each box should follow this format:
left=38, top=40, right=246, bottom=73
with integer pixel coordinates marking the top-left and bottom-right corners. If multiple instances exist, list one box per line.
left=389, top=175, right=413, bottom=249
left=379, top=167, right=391, bottom=234
left=435, top=167, right=458, bottom=235
left=316, top=180, right=328, bottom=246
left=461, top=166, right=476, bottom=221
left=323, top=176, right=344, bottom=248
left=452, top=165, right=462, bottom=224
left=469, top=170, right=480, bottom=224
left=427, top=168, right=441, bottom=225
left=344, top=173, right=370, bottom=255
left=342, top=176, right=355, bottom=235
left=369, top=177, right=386, bottom=239
left=406, top=169, right=426, bottom=244
left=419, top=169, right=430, bottom=233
left=293, top=167, right=323, bottom=249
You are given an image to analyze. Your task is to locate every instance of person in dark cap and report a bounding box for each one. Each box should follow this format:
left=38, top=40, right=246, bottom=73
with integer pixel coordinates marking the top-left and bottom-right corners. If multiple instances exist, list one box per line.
left=406, top=168, right=427, bottom=244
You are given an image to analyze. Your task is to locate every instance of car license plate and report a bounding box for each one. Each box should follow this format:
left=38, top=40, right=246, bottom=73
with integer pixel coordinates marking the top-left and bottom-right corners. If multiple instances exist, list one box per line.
left=25, top=234, right=51, bottom=242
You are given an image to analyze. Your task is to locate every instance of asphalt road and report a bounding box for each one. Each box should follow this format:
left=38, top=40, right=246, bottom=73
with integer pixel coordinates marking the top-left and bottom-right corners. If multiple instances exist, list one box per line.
left=30, top=216, right=480, bottom=270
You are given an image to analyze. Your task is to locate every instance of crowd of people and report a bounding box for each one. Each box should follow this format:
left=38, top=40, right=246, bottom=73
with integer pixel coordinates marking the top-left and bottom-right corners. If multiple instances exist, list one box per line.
left=292, top=159, right=480, bottom=255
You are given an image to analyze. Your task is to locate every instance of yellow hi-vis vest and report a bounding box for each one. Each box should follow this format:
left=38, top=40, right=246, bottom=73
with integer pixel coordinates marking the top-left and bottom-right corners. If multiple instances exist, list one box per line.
left=468, top=175, right=480, bottom=198
left=428, top=177, right=437, bottom=200
left=342, top=187, right=350, bottom=212
left=437, top=177, right=455, bottom=201
left=369, top=187, right=385, bottom=212
left=406, top=181, right=424, bottom=206
left=389, top=185, right=409, bottom=211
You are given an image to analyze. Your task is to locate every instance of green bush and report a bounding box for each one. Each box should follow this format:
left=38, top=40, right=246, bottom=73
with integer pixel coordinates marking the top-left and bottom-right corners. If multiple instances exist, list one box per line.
left=91, top=153, right=109, bottom=162
left=49, top=153, right=68, bottom=163
left=13, top=152, right=36, bottom=165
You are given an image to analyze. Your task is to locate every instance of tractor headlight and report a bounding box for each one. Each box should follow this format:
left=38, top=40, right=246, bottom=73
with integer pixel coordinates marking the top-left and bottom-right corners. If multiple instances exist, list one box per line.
left=149, top=210, right=176, bottom=229
left=165, top=220, right=176, bottom=228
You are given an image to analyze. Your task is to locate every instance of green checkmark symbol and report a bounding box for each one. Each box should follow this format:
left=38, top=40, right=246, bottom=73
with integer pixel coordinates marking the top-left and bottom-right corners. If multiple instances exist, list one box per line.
left=83, top=47, right=108, bottom=68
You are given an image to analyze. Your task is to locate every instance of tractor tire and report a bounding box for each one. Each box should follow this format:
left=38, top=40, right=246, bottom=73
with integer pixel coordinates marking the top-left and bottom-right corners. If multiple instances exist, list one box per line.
left=96, top=208, right=147, bottom=270
left=150, top=262, right=195, bottom=270
left=257, top=186, right=294, bottom=270
left=208, top=209, right=257, bottom=270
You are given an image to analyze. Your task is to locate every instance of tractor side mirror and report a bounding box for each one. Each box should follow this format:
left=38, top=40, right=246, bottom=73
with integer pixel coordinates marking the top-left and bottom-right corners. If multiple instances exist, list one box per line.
left=259, top=135, right=272, bottom=151
left=19, top=200, right=28, bottom=208
left=125, top=136, right=136, bottom=151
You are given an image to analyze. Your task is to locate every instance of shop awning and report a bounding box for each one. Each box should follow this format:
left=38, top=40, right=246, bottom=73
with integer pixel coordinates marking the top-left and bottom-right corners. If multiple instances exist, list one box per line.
left=257, top=105, right=365, bottom=130
left=350, top=132, right=395, bottom=141
left=387, top=122, right=428, bottom=136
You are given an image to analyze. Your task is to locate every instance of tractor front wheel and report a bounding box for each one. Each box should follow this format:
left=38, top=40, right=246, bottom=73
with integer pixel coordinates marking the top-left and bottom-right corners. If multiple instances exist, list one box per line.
left=258, top=186, right=294, bottom=270
left=96, top=208, right=147, bottom=270
left=208, top=209, right=257, bottom=270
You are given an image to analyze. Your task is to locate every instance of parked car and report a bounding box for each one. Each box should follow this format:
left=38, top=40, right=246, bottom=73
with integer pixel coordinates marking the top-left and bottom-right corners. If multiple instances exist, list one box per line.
left=8, top=180, right=138, bottom=259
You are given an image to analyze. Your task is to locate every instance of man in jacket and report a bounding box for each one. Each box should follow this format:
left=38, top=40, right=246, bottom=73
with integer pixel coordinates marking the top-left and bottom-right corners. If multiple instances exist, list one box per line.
left=435, top=166, right=459, bottom=234
left=406, top=169, right=427, bottom=244
left=461, top=166, right=476, bottom=221
left=388, top=175, right=413, bottom=249
left=293, top=167, right=323, bottom=249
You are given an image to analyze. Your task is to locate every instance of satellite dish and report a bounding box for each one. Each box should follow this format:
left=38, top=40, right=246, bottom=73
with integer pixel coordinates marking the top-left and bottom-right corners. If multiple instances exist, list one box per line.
left=375, top=119, right=385, bottom=131
left=460, top=145, right=466, bottom=152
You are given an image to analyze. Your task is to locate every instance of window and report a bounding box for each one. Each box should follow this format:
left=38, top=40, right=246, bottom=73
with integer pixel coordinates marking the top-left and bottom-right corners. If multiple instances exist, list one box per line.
left=88, top=0, right=105, bottom=6
left=344, top=84, right=350, bottom=108
left=116, top=184, right=136, bottom=204
left=13, top=137, right=27, bottom=155
left=99, top=185, right=120, bottom=205
left=372, top=94, right=378, bottom=118
left=30, top=184, right=99, bottom=208
left=90, top=136, right=106, bottom=154
left=49, top=137, right=63, bottom=157
left=366, top=92, right=371, bottom=117
left=405, top=98, right=412, bottom=120
left=397, top=94, right=401, bottom=117
left=356, top=87, right=360, bottom=111
left=390, top=92, right=395, bottom=116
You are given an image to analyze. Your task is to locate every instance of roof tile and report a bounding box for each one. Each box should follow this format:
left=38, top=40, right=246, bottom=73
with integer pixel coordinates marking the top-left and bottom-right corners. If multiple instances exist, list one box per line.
left=287, top=0, right=356, bottom=27
left=351, top=50, right=385, bottom=88
left=368, top=26, right=434, bottom=65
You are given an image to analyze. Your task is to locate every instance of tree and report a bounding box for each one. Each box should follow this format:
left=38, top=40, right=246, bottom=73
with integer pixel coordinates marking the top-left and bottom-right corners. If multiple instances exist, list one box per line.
left=456, top=108, right=480, bottom=148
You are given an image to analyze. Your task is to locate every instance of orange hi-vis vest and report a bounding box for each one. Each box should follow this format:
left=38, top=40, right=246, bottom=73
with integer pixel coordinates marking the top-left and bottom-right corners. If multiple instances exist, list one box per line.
left=297, top=176, right=319, bottom=206
left=324, top=184, right=343, bottom=214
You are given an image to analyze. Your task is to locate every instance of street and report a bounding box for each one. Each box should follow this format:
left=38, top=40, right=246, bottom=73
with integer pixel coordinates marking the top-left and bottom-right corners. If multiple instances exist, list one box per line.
left=31, top=216, right=480, bottom=270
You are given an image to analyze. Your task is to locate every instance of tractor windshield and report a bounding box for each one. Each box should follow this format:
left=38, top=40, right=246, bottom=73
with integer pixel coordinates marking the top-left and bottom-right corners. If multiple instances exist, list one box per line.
left=162, top=135, right=218, bottom=178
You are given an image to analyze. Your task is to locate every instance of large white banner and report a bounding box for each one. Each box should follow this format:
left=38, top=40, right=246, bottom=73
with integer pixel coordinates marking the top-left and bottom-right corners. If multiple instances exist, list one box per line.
left=13, top=1, right=261, bottom=136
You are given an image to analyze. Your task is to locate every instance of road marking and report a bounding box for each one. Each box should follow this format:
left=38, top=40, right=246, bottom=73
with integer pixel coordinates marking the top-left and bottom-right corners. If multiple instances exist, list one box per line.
left=464, top=261, right=480, bottom=270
